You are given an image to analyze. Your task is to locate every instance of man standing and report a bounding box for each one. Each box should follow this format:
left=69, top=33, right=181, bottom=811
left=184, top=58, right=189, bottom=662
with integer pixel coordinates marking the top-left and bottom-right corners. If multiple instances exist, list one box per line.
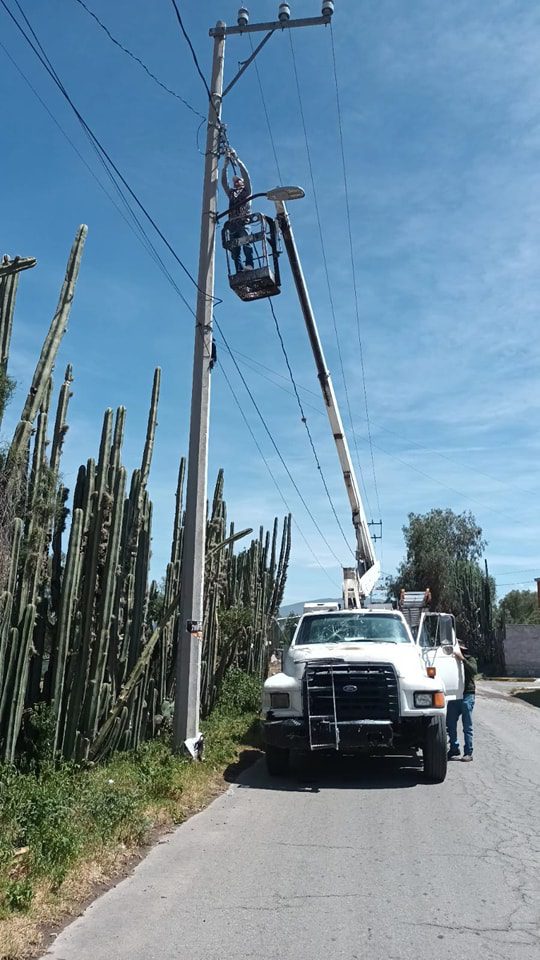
left=221, top=150, right=255, bottom=273
left=446, top=640, right=478, bottom=762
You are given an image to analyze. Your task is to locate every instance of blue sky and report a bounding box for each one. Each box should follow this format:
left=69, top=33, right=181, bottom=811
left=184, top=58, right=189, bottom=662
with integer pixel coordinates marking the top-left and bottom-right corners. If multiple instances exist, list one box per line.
left=2, top=0, right=539, bottom=605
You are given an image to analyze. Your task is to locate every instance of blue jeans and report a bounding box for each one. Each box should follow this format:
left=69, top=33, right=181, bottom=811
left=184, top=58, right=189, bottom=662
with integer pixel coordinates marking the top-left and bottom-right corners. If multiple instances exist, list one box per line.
left=446, top=694, right=475, bottom=756
left=228, top=222, right=254, bottom=270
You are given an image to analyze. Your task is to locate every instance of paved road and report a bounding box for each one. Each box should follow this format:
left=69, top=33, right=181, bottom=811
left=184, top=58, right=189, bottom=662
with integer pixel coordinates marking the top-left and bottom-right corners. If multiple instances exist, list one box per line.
left=43, top=684, right=539, bottom=960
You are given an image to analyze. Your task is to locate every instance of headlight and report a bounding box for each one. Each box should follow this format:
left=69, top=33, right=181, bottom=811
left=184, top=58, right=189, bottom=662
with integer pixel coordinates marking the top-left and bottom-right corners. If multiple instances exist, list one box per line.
left=414, top=691, right=445, bottom=708
left=414, top=692, right=434, bottom=707
left=270, top=692, right=290, bottom=709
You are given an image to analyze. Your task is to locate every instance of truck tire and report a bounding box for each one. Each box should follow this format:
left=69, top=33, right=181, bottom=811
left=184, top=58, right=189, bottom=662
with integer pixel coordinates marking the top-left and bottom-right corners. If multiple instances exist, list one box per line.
left=265, top=744, right=289, bottom=776
left=423, top=717, right=448, bottom=783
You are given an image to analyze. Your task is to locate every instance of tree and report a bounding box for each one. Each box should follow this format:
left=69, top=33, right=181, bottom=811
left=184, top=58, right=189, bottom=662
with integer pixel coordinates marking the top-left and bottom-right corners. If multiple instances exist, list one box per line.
left=391, top=509, right=486, bottom=611
left=499, top=590, right=540, bottom=625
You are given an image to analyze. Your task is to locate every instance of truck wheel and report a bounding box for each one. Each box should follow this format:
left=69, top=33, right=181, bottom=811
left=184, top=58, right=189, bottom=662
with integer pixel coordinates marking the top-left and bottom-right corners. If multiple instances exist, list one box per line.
left=423, top=717, right=448, bottom=783
left=265, top=744, right=289, bottom=776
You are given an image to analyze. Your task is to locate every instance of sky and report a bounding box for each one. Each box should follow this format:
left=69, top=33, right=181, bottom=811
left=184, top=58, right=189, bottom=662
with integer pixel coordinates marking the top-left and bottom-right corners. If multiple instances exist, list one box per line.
left=1, top=0, right=539, bottom=606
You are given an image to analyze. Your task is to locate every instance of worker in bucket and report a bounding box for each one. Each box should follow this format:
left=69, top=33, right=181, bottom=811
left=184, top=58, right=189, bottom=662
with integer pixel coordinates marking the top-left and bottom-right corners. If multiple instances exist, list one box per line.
left=446, top=639, right=478, bottom=762
left=221, top=149, right=255, bottom=273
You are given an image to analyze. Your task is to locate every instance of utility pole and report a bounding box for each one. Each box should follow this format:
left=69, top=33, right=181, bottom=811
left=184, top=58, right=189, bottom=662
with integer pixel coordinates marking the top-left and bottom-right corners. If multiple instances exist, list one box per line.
left=174, top=23, right=225, bottom=757
left=174, top=4, right=335, bottom=757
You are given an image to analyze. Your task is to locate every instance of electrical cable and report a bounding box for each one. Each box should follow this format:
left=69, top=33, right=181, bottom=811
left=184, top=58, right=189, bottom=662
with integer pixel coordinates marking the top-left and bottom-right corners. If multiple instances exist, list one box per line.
left=288, top=29, right=374, bottom=520
left=267, top=298, right=354, bottom=557
left=218, top=359, right=341, bottom=590
left=169, top=0, right=212, bottom=102
left=2, top=0, right=366, bottom=576
left=71, top=0, right=206, bottom=121
left=214, top=345, right=540, bottom=525
left=329, top=22, right=382, bottom=520
left=3, top=0, right=218, bottom=309
left=0, top=33, right=200, bottom=327
left=248, top=33, right=284, bottom=184
left=214, top=316, right=345, bottom=567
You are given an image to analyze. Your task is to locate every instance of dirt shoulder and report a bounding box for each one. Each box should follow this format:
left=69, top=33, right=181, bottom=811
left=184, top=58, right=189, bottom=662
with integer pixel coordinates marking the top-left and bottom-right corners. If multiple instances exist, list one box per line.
left=0, top=712, right=262, bottom=960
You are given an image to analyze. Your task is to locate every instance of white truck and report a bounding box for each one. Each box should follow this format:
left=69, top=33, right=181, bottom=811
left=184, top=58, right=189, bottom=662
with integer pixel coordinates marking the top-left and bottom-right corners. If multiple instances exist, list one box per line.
left=262, top=202, right=463, bottom=782
left=263, top=607, right=462, bottom=782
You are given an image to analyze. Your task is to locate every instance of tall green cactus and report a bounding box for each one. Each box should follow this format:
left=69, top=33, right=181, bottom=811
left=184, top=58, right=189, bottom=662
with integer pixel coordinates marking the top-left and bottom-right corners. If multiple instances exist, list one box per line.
left=0, top=224, right=293, bottom=765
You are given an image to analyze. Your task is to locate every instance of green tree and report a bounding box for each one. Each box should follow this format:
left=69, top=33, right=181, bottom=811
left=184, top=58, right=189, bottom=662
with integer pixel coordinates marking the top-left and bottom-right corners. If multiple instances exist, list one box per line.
left=498, top=589, right=540, bottom=625
left=0, top=368, right=16, bottom=427
left=391, top=508, right=486, bottom=610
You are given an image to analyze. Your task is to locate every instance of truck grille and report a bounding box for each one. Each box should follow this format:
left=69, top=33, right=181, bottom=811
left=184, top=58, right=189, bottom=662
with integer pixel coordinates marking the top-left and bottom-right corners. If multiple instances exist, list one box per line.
left=304, top=660, right=399, bottom=722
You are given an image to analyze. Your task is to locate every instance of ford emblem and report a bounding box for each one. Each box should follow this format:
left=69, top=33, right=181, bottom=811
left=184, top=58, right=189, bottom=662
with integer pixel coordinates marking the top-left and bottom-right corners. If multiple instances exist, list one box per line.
left=343, top=684, right=358, bottom=693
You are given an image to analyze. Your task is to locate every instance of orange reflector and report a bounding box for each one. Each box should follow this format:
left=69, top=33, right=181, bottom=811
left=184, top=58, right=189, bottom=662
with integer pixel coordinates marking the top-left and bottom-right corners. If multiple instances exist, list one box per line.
left=427, top=666, right=436, bottom=678
left=433, top=691, right=445, bottom=708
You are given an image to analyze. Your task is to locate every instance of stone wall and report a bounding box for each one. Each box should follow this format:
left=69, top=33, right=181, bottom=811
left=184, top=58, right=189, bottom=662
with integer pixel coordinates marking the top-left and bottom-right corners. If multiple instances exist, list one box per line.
left=503, top=625, right=540, bottom=676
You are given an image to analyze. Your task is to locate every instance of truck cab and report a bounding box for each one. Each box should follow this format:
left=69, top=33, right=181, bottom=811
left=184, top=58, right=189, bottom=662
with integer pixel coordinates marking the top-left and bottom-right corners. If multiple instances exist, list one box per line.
left=263, top=607, right=462, bottom=783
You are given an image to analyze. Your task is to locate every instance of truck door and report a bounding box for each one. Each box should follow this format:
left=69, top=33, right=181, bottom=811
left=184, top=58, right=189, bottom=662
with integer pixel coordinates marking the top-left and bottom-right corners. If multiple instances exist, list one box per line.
left=417, top=613, right=463, bottom=700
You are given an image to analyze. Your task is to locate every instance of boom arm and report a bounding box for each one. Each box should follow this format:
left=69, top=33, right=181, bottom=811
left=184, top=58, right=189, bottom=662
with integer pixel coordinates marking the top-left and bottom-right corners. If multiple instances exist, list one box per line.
left=275, top=202, right=380, bottom=604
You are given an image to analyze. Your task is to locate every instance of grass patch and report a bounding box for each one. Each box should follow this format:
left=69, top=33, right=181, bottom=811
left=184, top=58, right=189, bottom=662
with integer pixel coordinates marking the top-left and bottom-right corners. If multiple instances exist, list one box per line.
left=0, top=671, right=262, bottom=959
left=512, top=688, right=540, bottom=708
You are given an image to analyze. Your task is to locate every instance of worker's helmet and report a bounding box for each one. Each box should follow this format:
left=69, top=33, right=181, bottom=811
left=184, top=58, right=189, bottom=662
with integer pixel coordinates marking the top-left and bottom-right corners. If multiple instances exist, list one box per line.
left=233, top=176, right=244, bottom=187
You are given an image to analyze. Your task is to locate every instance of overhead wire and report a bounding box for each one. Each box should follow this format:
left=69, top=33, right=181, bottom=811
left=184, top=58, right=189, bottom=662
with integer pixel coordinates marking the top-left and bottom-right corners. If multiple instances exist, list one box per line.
left=71, top=0, right=206, bottom=121
left=287, top=29, right=374, bottom=520
left=218, top=360, right=341, bottom=590
left=168, top=0, right=213, bottom=103
left=214, top=344, right=540, bottom=525
left=267, top=298, right=354, bottom=557
left=247, top=33, right=284, bottom=184
left=3, top=0, right=369, bottom=578
left=214, top=316, right=345, bottom=568
left=4, top=0, right=216, bottom=311
left=329, top=22, right=382, bottom=521
left=3, top=2, right=201, bottom=322
left=0, top=38, right=149, bottom=248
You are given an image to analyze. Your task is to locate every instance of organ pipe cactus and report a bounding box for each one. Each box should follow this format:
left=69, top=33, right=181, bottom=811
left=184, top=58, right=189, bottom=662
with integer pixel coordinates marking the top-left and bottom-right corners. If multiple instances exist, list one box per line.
left=0, top=226, right=292, bottom=765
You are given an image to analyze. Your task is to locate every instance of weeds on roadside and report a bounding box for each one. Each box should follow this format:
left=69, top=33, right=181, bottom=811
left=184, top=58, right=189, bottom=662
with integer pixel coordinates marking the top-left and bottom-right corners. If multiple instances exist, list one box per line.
left=0, top=671, right=262, bottom=918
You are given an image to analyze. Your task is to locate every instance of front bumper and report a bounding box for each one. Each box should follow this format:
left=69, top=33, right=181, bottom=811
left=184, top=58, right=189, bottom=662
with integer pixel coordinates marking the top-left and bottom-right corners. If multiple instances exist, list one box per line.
left=263, top=715, right=430, bottom=753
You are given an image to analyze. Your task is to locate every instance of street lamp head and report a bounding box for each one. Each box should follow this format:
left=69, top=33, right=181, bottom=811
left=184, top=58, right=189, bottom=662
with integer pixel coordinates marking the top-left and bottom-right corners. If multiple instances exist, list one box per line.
left=322, top=1, right=335, bottom=17
left=266, top=186, right=305, bottom=202
left=237, top=7, right=249, bottom=27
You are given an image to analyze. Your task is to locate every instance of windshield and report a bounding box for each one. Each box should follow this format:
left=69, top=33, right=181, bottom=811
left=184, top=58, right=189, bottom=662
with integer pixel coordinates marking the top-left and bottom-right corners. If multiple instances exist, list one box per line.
left=295, top=613, right=411, bottom=645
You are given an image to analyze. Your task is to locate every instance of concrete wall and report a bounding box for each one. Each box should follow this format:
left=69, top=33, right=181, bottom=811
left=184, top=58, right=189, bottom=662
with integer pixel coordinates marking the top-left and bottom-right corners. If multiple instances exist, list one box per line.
left=503, top=625, right=540, bottom=676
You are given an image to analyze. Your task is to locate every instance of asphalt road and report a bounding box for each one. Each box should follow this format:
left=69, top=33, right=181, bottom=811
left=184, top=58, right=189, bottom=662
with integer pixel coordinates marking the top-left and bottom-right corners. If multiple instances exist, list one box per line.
left=43, top=683, right=540, bottom=960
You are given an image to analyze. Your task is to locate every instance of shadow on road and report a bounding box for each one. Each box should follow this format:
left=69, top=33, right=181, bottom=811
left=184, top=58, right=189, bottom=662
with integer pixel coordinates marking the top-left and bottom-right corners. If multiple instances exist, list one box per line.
left=225, top=751, right=427, bottom=793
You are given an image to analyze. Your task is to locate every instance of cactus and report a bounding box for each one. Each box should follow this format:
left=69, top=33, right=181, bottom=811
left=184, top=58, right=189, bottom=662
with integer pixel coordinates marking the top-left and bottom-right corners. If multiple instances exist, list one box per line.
left=0, top=224, right=293, bottom=765
left=8, top=226, right=87, bottom=469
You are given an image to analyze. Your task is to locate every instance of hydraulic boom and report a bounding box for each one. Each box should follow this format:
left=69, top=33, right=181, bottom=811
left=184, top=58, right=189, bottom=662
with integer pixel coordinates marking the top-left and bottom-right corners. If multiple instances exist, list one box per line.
left=274, top=200, right=380, bottom=605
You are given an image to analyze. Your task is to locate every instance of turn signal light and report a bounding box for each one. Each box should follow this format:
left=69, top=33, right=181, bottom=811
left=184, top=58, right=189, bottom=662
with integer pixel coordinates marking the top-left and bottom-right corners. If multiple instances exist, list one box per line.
left=427, top=666, right=436, bottom=678
left=433, top=691, right=445, bottom=708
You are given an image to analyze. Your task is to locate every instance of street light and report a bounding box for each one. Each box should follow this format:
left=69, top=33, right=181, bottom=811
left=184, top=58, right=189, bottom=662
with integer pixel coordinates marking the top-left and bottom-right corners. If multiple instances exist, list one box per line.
left=266, top=186, right=305, bottom=202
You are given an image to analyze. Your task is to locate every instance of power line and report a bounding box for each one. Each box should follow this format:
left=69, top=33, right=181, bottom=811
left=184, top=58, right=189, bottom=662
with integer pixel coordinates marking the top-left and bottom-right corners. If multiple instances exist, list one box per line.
left=267, top=298, right=354, bottom=557
left=214, top=344, right=540, bottom=525
left=287, top=28, right=374, bottom=520
left=329, top=22, right=382, bottom=520
left=169, top=0, right=212, bottom=103
left=0, top=33, right=201, bottom=326
left=70, top=0, right=206, bottom=120
left=218, top=360, right=340, bottom=591
left=248, top=33, right=284, bottom=184
left=496, top=580, right=537, bottom=588
left=214, top=317, right=345, bottom=568
left=3, top=0, right=216, bottom=311
left=7, top=0, right=192, bottom=303
left=4, top=0, right=365, bottom=577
